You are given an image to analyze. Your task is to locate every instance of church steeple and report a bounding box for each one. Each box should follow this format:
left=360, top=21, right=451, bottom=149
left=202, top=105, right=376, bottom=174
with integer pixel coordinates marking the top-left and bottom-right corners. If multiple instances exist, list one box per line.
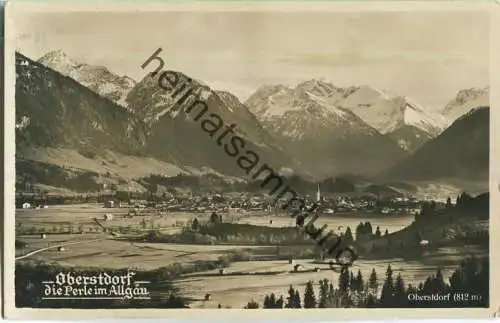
left=316, top=184, right=321, bottom=202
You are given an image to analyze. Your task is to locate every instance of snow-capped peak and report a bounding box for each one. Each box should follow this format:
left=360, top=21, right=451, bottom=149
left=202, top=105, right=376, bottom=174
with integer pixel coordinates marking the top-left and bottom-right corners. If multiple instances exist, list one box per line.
left=336, top=85, right=445, bottom=136
left=246, top=79, right=351, bottom=121
left=37, top=50, right=137, bottom=107
left=401, top=100, right=447, bottom=135
left=38, top=49, right=80, bottom=75
left=441, top=87, right=489, bottom=123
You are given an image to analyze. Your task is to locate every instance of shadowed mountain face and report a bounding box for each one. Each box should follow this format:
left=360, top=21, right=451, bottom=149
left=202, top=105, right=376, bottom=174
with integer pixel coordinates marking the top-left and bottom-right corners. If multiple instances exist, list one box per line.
left=18, top=52, right=306, bottom=189
left=385, top=125, right=434, bottom=152
left=245, top=80, right=409, bottom=178
left=19, top=49, right=490, bottom=192
left=385, top=106, right=489, bottom=182
left=16, top=52, right=146, bottom=156
left=16, top=52, right=153, bottom=192
left=125, top=71, right=306, bottom=178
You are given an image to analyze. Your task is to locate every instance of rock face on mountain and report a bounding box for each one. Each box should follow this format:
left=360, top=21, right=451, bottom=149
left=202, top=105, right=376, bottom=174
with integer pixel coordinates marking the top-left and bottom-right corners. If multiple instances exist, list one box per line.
left=126, top=71, right=306, bottom=178
left=335, top=85, right=447, bottom=152
left=441, top=87, right=489, bottom=123
left=245, top=80, right=408, bottom=178
left=38, top=50, right=136, bottom=106
left=384, top=125, right=434, bottom=152
left=19, top=50, right=490, bottom=192
left=16, top=52, right=155, bottom=192
left=386, top=106, right=489, bottom=182
left=17, top=52, right=305, bottom=187
left=16, top=52, right=145, bottom=156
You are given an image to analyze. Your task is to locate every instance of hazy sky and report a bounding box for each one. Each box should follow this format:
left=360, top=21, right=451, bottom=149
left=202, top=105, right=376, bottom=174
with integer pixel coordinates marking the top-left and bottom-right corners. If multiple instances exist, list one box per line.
left=13, top=10, right=489, bottom=110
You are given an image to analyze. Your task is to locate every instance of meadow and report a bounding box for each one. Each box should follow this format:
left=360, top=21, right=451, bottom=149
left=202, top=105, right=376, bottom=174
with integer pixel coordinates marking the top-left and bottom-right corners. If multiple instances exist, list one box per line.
left=15, top=202, right=487, bottom=309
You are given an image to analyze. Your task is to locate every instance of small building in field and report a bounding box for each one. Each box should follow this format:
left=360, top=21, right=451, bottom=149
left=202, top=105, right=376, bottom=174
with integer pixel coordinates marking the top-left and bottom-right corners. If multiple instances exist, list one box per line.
left=314, top=267, right=321, bottom=272
left=420, top=239, right=430, bottom=247
left=205, top=294, right=212, bottom=301
left=104, top=200, right=115, bottom=208
left=104, top=213, right=114, bottom=221
left=57, top=246, right=66, bottom=252
left=40, top=233, right=47, bottom=239
left=293, top=264, right=302, bottom=272
left=22, top=202, right=31, bottom=209
left=219, top=268, right=225, bottom=275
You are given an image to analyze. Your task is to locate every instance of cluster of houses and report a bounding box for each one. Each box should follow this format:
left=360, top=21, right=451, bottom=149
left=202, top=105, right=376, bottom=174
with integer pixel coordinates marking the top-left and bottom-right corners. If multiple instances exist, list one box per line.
left=98, top=187, right=425, bottom=218
left=17, top=184, right=427, bottom=217
left=102, top=192, right=275, bottom=215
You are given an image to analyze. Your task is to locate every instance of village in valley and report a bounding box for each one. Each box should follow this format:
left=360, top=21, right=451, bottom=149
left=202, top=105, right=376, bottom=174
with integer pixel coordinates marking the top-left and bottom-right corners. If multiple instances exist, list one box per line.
left=15, top=177, right=489, bottom=309
left=17, top=182, right=427, bottom=218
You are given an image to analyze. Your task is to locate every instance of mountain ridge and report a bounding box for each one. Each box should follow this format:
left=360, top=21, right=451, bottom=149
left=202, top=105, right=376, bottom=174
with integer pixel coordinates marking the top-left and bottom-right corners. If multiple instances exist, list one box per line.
left=245, top=80, right=409, bottom=178
left=246, top=80, right=448, bottom=153
left=38, top=50, right=136, bottom=107
left=441, top=87, right=489, bottom=123
left=385, top=106, right=489, bottom=182
left=20, top=50, right=490, bottom=192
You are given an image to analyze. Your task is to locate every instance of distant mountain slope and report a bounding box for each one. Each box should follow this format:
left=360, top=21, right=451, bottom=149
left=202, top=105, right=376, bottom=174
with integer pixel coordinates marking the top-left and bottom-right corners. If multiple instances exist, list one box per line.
left=17, top=52, right=305, bottom=190
left=385, top=106, right=489, bottom=181
left=245, top=80, right=408, bottom=178
left=16, top=52, right=161, bottom=192
left=441, top=87, right=489, bottom=123
left=123, top=70, right=307, bottom=178
left=16, top=52, right=146, bottom=156
left=336, top=85, right=447, bottom=152
left=38, top=50, right=136, bottom=107
left=385, top=125, right=433, bottom=152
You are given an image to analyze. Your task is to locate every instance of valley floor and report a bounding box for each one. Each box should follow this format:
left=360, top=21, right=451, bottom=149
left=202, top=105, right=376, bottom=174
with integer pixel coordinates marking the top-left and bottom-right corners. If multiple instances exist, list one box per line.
left=14, top=203, right=488, bottom=309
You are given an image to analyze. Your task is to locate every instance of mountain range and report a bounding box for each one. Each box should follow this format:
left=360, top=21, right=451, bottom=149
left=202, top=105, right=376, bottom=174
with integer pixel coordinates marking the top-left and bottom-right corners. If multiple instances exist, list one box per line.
left=386, top=106, right=489, bottom=182
left=38, top=50, right=136, bottom=107
left=246, top=80, right=448, bottom=153
left=14, top=50, right=490, bottom=193
left=245, top=80, right=408, bottom=178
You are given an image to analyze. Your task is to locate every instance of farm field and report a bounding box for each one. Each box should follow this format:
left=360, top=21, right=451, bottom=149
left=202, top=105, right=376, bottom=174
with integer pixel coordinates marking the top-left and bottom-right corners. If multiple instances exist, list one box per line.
left=16, top=204, right=205, bottom=234
left=16, top=203, right=487, bottom=310
left=16, top=234, right=274, bottom=269
left=14, top=203, right=418, bottom=270
left=16, top=203, right=415, bottom=238
left=175, top=245, right=488, bottom=309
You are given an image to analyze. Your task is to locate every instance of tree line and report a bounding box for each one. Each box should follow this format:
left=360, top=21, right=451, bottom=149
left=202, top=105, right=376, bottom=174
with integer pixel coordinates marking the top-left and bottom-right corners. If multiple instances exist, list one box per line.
left=245, top=257, right=488, bottom=309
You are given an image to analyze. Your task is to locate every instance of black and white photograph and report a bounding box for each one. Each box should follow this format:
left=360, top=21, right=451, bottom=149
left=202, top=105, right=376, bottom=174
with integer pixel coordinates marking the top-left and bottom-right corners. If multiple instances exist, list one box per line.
left=3, top=1, right=498, bottom=318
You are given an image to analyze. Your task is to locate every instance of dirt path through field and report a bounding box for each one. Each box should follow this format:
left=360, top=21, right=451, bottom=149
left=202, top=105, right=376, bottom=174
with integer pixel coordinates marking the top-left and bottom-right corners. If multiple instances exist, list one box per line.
left=15, top=238, right=105, bottom=261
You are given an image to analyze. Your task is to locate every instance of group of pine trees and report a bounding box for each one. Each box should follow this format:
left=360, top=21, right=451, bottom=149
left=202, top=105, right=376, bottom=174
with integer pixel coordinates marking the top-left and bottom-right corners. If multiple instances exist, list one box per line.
left=245, top=257, right=488, bottom=309
left=416, top=192, right=487, bottom=223
left=191, top=212, right=223, bottom=231
left=355, top=221, right=388, bottom=242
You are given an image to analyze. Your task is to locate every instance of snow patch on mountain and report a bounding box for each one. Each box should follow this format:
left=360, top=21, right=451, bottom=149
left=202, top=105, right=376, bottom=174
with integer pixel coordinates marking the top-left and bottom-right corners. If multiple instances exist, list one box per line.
left=337, top=86, right=445, bottom=136
left=441, top=87, right=489, bottom=123
left=38, top=50, right=137, bottom=107
left=246, top=79, right=350, bottom=124
left=402, top=101, right=447, bottom=135
left=37, top=49, right=79, bottom=75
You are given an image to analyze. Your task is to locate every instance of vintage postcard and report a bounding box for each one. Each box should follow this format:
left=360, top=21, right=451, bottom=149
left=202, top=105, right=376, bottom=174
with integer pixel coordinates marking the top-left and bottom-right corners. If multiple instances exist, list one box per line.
left=3, top=0, right=499, bottom=320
